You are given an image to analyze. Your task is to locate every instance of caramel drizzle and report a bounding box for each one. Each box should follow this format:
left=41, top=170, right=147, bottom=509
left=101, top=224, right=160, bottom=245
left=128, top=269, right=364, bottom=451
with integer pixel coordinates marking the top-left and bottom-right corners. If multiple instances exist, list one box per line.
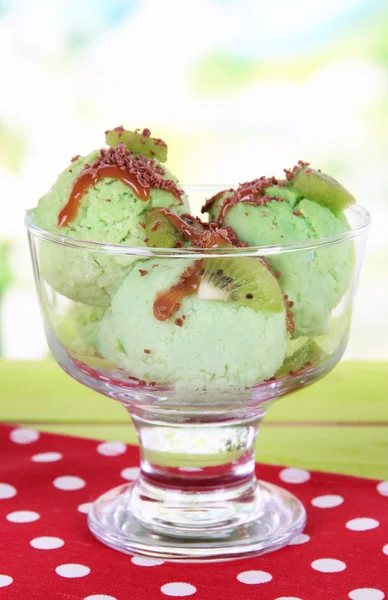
left=201, top=189, right=233, bottom=215
left=158, top=209, right=203, bottom=242
left=58, top=154, right=183, bottom=228
left=153, top=260, right=204, bottom=321
left=152, top=216, right=294, bottom=333
left=58, top=165, right=150, bottom=228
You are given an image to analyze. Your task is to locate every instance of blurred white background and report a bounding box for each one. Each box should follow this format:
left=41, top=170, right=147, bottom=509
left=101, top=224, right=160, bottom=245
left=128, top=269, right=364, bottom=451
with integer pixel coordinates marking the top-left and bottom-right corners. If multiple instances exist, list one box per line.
left=0, top=0, right=387, bottom=359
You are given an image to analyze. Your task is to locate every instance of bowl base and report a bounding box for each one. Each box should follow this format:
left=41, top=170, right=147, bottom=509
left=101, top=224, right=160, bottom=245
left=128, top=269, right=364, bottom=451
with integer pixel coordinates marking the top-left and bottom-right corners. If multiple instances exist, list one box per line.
left=88, top=481, right=306, bottom=562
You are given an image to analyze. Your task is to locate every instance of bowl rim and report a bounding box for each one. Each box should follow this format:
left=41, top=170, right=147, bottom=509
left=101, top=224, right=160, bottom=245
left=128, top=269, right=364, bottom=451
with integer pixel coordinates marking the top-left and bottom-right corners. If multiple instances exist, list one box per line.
left=25, top=203, right=371, bottom=258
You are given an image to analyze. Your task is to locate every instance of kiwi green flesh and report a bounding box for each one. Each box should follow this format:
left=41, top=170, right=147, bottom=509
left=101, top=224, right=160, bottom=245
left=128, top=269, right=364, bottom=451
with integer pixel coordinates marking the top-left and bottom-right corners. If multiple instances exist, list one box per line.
left=275, top=339, right=324, bottom=378
left=145, top=208, right=184, bottom=248
left=291, top=167, right=356, bottom=211
left=183, top=215, right=205, bottom=235
left=200, top=256, right=284, bottom=313
left=105, top=128, right=167, bottom=162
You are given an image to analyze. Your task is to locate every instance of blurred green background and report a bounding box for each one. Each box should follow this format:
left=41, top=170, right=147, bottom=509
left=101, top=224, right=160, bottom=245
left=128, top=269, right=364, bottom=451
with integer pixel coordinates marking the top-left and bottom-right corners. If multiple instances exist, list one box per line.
left=0, top=0, right=387, bottom=360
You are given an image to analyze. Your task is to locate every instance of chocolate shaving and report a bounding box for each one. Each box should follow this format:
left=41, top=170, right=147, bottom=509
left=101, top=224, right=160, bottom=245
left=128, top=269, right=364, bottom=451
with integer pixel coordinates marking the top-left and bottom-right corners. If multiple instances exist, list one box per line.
left=105, top=125, right=124, bottom=137
left=284, top=294, right=296, bottom=335
left=139, top=269, right=148, bottom=276
left=151, top=221, right=161, bottom=232
left=258, top=257, right=295, bottom=335
left=190, top=226, right=248, bottom=249
left=144, top=349, right=151, bottom=354
left=154, top=138, right=167, bottom=147
left=84, top=143, right=183, bottom=203
left=284, top=160, right=310, bottom=181
left=175, top=318, right=183, bottom=327
left=71, top=155, right=81, bottom=162
left=203, top=177, right=282, bottom=225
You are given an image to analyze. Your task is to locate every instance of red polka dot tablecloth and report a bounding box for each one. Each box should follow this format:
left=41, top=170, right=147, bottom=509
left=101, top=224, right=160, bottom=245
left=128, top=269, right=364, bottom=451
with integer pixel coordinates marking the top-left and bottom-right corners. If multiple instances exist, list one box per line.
left=0, top=424, right=387, bottom=600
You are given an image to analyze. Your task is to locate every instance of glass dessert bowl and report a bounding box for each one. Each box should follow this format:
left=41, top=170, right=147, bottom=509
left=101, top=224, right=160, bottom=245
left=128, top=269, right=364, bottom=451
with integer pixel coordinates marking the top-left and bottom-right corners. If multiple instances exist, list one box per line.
left=26, top=191, right=369, bottom=562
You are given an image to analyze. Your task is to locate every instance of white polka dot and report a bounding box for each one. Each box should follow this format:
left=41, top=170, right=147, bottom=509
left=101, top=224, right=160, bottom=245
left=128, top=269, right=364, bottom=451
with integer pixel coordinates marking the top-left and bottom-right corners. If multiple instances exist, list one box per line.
left=237, top=570, right=273, bottom=584
left=0, top=575, right=13, bottom=588
left=78, top=502, right=92, bottom=514
left=10, top=427, right=39, bottom=444
left=6, top=510, right=40, bottom=523
left=178, top=467, right=203, bottom=472
left=0, top=483, right=17, bottom=499
left=311, top=559, right=346, bottom=573
left=346, top=518, right=379, bottom=531
left=289, top=533, right=310, bottom=545
left=30, top=536, right=64, bottom=550
left=377, top=481, right=388, bottom=496
left=121, top=467, right=140, bottom=480
left=275, top=597, right=303, bottom=600
left=312, top=495, right=344, bottom=508
left=349, top=589, right=385, bottom=600
left=161, top=582, right=197, bottom=597
left=32, top=452, right=62, bottom=463
left=279, top=467, right=310, bottom=484
left=55, top=564, right=90, bottom=578
left=83, top=596, right=118, bottom=600
left=53, top=476, right=86, bottom=490
left=383, top=544, right=388, bottom=556
left=97, top=441, right=127, bottom=456
left=131, top=555, right=165, bottom=566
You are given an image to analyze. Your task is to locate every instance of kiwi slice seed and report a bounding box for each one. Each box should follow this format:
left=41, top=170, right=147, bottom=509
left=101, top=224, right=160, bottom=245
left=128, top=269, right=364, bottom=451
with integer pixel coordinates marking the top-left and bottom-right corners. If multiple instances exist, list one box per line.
left=275, top=339, right=324, bottom=378
left=197, top=256, right=284, bottom=314
left=145, top=208, right=184, bottom=248
left=291, top=166, right=356, bottom=211
left=105, top=127, right=168, bottom=162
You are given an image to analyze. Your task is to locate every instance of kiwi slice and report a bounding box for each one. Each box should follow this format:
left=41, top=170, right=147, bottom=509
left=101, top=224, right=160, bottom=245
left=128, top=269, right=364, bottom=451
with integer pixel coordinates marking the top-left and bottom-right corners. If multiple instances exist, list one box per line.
left=145, top=209, right=206, bottom=248
left=105, top=127, right=167, bottom=162
left=291, top=166, right=356, bottom=211
left=197, top=256, right=284, bottom=313
left=181, top=213, right=206, bottom=236
left=145, top=208, right=184, bottom=248
left=275, top=339, right=324, bottom=378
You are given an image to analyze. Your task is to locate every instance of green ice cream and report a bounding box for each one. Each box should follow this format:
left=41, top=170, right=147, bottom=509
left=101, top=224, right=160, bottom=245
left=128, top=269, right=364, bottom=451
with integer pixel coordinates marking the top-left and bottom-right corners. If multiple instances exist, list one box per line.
left=203, top=178, right=354, bottom=337
left=31, top=134, right=189, bottom=307
left=98, top=259, right=288, bottom=389
left=56, top=303, right=105, bottom=357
